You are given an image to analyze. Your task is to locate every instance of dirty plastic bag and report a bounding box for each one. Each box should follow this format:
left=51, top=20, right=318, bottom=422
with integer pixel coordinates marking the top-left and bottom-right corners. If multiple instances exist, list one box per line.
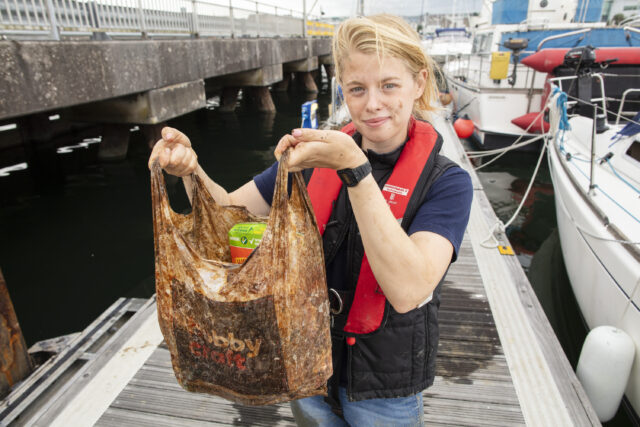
left=150, top=152, right=332, bottom=405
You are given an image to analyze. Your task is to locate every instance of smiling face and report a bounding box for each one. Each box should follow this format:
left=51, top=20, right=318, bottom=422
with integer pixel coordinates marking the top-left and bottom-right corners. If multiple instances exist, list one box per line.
left=342, top=50, right=427, bottom=153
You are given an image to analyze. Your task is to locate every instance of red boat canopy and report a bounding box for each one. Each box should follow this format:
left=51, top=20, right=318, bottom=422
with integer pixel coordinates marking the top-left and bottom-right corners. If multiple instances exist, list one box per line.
left=521, top=47, right=640, bottom=73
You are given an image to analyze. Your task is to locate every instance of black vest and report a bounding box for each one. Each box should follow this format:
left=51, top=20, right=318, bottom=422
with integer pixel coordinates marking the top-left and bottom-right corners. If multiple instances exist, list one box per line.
left=318, top=130, right=458, bottom=402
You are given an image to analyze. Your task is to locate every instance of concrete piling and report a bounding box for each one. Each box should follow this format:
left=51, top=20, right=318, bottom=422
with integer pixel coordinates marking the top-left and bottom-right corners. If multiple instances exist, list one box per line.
left=246, top=87, right=276, bottom=113
left=272, top=73, right=292, bottom=92
left=322, top=63, right=335, bottom=80
left=219, top=87, right=241, bottom=113
left=298, top=72, right=319, bottom=94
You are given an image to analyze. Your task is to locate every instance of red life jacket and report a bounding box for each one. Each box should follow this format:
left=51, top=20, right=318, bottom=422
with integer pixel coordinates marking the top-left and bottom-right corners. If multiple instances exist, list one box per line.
left=307, top=117, right=439, bottom=334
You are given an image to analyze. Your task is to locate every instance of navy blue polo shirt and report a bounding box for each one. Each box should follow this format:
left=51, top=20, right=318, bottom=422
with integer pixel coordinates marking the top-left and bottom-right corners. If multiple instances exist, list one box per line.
left=253, top=153, right=472, bottom=266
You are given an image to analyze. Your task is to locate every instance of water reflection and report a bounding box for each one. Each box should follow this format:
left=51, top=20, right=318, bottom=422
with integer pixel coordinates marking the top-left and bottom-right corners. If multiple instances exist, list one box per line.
left=470, top=148, right=556, bottom=270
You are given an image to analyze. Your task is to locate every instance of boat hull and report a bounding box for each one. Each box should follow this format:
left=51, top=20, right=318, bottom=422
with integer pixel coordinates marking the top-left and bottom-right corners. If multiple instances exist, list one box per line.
left=548, top=140, right=640, bottom=418
left=446, top=75, right=544, bottom=151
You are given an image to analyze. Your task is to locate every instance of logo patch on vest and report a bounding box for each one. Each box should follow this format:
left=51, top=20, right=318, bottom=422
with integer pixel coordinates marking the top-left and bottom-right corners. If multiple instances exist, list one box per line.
left=382, top=184, right=409, bottom=196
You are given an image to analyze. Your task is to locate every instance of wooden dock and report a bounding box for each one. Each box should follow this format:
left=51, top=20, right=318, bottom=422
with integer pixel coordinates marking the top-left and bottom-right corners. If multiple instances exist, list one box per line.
left=0, top=111, right=600, bottom=426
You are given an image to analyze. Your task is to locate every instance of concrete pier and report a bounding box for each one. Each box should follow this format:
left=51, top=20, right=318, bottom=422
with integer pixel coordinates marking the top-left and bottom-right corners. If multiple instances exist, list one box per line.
left=284, top=57, right=320, bottom=93
left=272, top=73, right=292, bottom=92
left=298, top=72, right=319, bottom=93
left=319, top=54, right=335, bottom=80
left=69, top=80, right=206, bottom=125
left=246, top=87, right=276, bottom=113
left=213, top=64, right=282, bottom=113
left=0, top=38, right=331, bottom=122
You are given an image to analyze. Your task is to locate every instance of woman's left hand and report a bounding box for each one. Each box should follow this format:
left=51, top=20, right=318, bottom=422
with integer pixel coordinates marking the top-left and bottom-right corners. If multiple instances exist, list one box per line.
left=274, top=128, right=368, bottom=172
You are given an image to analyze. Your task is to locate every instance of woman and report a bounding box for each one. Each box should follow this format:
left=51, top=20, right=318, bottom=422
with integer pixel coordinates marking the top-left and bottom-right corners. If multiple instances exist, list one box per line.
left=149, top=14, right=472, bottom=426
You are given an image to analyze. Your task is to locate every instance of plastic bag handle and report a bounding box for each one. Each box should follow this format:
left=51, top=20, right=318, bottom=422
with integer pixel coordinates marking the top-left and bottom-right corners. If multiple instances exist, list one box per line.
left=270, top=150, right=321, bottom=236
left=272, top=150, right=291, bottom=210
left=150, top=160, right=202, bottom=218
left=150, top=160, right=173, bottom=224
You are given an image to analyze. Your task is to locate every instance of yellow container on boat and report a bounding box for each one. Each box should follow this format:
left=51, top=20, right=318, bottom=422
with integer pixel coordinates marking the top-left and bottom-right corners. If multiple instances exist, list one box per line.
left=490, top=52, right=511, bottom=80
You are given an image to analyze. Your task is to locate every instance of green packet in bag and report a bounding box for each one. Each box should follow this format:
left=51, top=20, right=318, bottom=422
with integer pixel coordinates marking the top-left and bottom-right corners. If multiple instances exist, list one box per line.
left=229, top=222, right=267, bottom=264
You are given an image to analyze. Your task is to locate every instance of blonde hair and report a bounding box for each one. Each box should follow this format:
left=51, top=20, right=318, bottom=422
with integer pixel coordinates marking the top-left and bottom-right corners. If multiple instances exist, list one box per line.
left=332, top=14, right=441, bottom=120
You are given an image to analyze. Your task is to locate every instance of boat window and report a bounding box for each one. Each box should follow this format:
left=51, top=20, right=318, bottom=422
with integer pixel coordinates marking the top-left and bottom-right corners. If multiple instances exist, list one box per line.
left=472, top=34, right=490, bottom=54
left=626, top=140, right=640, bottom=162
left=472, top=35, right=483, bottom=53
left=480, top=34, right=493, bottom=53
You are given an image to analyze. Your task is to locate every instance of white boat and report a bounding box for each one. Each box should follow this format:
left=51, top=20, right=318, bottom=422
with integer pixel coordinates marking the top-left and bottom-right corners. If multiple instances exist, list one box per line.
left=421, top=28, right=472, bottom=65
left=443, top=0, right=639, bottom=150
left=546, top=45, right=640, bottom=420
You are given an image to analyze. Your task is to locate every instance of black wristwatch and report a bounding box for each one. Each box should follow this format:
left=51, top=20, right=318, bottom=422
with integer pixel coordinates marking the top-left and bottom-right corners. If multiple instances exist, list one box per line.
left=337, top=161, right=372, bottom=187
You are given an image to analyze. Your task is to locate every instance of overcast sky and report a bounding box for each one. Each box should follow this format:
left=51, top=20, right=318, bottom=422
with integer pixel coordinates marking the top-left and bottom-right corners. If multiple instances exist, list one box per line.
left=269, top=0, right=484, bottom=18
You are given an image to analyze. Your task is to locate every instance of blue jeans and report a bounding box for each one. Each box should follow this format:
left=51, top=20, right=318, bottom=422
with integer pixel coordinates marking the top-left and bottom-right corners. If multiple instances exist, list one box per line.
left=290, top=387, right=424, bottom=427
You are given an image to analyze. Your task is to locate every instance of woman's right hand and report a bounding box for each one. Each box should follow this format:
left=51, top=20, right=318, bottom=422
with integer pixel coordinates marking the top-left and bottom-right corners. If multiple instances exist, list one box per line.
left=148, top=127, right=198, bottom=177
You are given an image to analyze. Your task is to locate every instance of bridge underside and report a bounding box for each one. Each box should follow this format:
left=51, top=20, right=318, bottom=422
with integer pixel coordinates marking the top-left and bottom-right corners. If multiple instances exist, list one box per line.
left=0, top=38, right=332, bottom=123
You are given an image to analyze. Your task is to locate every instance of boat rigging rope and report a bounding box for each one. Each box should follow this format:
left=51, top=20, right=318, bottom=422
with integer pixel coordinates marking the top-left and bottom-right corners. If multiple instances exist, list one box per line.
left=546, top=149, right=640, bottom=246
left=617, top=278, right=640, bottom=327
left=479, top=87, right=640, bottom=249
left=547, top=85, right=640, bottom=243
left=480, top=134, right=550, bottom=248
left=554, top=141, right=640, bottom=200
left=466, top=134, right=546, bottom=158
left=469, top=97, right=554, bottom=171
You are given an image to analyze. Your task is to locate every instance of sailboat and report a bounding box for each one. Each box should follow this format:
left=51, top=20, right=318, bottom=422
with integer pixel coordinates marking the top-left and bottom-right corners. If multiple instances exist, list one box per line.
left=546, top=44, right=640, bottom=421
left=443, top=0, right=639, bottom=150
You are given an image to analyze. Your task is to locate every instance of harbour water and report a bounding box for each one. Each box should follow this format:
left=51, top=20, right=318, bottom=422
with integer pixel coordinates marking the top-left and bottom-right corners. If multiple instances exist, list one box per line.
left=0, top=82, right=635, bottom=425
left=0, top=86, right=325, bottom=346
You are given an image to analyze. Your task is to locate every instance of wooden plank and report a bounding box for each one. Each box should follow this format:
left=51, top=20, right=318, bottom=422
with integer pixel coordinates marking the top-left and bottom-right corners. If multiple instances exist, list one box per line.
left=99, top=407, right=227, bottom=427
left=103, top=386, right=296, bottom=426
left=433, top=112, right=599, bottom=425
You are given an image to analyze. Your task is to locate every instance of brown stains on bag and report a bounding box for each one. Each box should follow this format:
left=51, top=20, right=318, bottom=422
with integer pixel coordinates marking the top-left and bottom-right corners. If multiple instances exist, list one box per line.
left=151, top=151, right=332, bottom=405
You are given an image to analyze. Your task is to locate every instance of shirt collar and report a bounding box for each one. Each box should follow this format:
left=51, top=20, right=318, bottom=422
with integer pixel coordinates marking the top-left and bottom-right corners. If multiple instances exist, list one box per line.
left=352, top=131, right=408, bottom=169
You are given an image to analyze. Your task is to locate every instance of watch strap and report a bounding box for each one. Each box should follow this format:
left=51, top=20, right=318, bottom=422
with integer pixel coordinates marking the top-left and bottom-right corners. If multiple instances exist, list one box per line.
left=337, top=161, right=372, bottom=187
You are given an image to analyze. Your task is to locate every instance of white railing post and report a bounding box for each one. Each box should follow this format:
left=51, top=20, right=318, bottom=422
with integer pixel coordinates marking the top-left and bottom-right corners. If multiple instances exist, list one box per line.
left=274, top=6, right=278, bottom=36
left=45, top=0, right=60, bottom=40
left=302, top=0, right=307, bottom=38
left=229, top=0, right=235, bottom=38
left=255, top=2, right=260, bottom=37
left=192, top=0, right=199, bottom=36
left=137, top=0, right=147, bottom=37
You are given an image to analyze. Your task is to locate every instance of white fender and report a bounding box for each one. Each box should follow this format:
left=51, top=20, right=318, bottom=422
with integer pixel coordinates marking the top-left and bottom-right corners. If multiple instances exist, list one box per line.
left=576, top=326, right=635, bottom=422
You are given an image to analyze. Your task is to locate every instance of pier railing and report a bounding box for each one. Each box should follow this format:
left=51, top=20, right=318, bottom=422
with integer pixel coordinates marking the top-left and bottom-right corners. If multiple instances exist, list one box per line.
left=0, top=0, right=333, bottom=40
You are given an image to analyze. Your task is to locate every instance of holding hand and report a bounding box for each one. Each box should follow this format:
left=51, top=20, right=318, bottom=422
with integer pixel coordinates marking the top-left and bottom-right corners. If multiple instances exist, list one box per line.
left=274, top=128, right=367, bottom=172
left=148, top=127, right=198, bottom=177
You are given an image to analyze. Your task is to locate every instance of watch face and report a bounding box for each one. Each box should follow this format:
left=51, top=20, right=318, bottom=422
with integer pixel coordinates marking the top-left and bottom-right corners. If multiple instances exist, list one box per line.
left=341, top=172, right=354, bottom=186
